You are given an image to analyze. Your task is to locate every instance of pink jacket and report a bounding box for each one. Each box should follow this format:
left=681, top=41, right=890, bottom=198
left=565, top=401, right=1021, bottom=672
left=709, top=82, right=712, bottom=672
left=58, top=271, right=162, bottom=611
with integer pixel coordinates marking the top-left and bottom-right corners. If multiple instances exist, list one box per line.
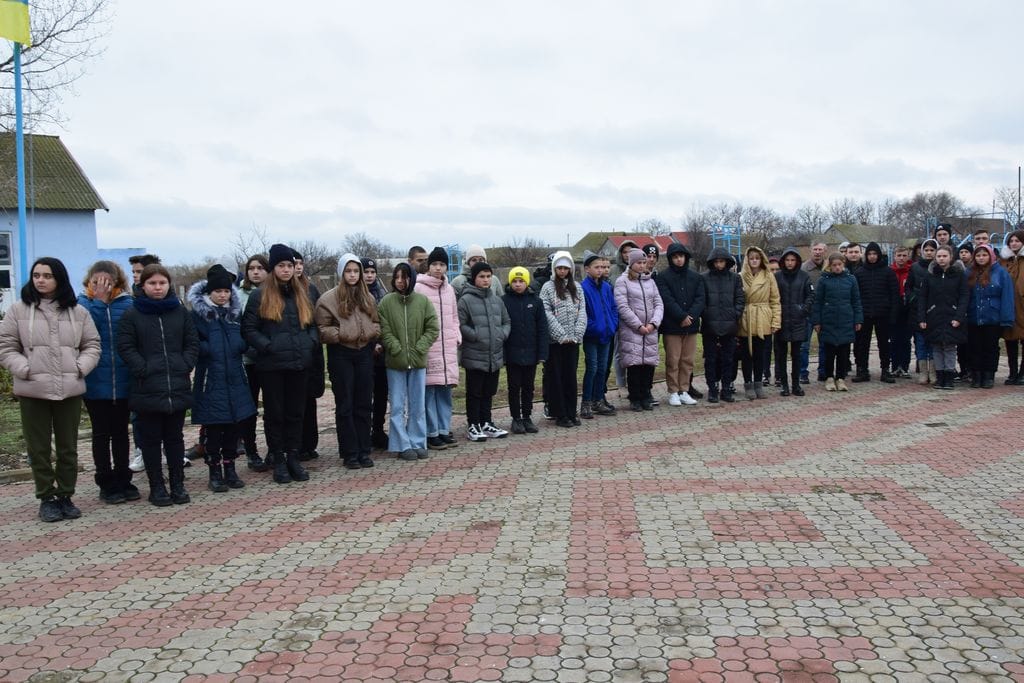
left=415, top=274, right=461, bottom=385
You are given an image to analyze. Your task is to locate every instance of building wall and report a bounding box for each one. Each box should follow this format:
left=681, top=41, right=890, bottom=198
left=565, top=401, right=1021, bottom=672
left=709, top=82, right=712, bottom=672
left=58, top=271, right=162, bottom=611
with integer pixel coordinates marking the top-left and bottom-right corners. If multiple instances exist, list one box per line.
left=2, top=209, right=98, bottom=294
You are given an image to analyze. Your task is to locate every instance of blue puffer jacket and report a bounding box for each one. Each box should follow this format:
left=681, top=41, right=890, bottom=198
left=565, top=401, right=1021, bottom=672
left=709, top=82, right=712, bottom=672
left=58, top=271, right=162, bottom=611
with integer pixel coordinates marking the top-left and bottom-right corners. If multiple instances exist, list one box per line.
left=812, top=269, right=863, bottom=345
left=77, top=292, right=133, bottom=401
left=581, top=276, right=618, bottom=344
left=968, top=262, right=1015, bottom=327
left=189, top=282, right=256, bottom=425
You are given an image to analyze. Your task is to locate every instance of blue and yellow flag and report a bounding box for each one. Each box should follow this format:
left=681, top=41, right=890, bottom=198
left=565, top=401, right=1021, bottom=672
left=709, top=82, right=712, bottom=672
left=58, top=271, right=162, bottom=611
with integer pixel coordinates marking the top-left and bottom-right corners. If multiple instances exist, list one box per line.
left=0, top=0, right=30, bottom=46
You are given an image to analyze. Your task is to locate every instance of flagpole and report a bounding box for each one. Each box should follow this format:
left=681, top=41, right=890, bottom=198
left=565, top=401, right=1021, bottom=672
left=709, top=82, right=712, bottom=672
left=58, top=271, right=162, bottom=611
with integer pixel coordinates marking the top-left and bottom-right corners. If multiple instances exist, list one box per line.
left=13, top=40, right=28, bottom=286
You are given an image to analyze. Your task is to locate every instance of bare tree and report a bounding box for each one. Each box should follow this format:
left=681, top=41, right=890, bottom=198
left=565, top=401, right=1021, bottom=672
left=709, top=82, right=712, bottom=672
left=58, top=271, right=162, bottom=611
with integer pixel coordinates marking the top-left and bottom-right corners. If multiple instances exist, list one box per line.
left=993, top=186, right=1022, bottom=228
left=290, top=239, right=341, bottom=280
left=229, top=224, right=272, bottom=268
left=0, top=0, right=111, bottom=130
left=635, top=217, right=671, bottom=236
left=878, top=191, right=972, bottom=238
left=339, top=231, right=398, bottom=265
left=487, top=236, right=550, bottom=268
left=828, top=197, right=875, bottom=225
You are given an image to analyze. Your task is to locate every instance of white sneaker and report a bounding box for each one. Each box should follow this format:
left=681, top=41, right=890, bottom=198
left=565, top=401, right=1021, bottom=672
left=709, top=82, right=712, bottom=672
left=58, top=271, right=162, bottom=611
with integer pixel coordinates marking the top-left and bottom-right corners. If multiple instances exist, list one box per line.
left=182, top=456, right=192, bottom=468
left=466, top=424, right=487, bottom=442
left=825, top=378, right=836, bottom=392
left=668, top=392, right=682, bottom=406
left=678, top=391, right=698, bottom=406
left=128, top=448, right=145, bottom=472
left=836, top=378, right=849, bottom=392
left=481, top=422, right=508, bottom=439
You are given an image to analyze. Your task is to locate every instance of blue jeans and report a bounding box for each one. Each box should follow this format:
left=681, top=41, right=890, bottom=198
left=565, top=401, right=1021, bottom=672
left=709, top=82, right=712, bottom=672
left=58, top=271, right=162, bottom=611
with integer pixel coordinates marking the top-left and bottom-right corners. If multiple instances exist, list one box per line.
left=913, top=331, right=933, bottom=361
left=387, top=368, right=426, bottom=452
left=582, top=340, right=611, bottom=402
left=424, top=384, right=453, bottom=437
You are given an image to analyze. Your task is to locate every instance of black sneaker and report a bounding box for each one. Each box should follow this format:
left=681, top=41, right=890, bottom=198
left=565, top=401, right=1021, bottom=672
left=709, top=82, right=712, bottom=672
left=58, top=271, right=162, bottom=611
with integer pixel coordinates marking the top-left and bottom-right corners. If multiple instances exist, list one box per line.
left=510, top=419, right=526, bottom=434
left=123, top=484, right=142, bottom=502
left=428, top=435, right=449, bottom=450
left=439, top=432, right=459, bottom=448
left=39, top=498, right=63, bottom=523
left=100, top=489, right=126, bottom=505
left=543, top=404, right=554, bottom=420
left=57, top=497, right=82, bottom=519
left=358, top=456, right=375, bottom=468
left=522, top=418, right=539, bottom=433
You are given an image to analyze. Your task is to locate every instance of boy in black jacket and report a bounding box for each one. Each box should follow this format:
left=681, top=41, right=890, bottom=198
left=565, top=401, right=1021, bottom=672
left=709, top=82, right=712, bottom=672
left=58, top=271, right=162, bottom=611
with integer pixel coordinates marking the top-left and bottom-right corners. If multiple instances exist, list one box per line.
left=502, top=267, right=549, bottom=434
left=701, top=248, right=745, bottom=403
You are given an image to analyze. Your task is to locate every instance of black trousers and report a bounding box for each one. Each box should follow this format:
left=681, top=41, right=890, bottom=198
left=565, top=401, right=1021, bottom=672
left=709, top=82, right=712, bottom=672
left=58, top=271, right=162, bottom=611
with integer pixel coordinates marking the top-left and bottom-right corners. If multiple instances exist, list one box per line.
left=969, top=325, right=1003, bottom=373
left=761, top=333, right=773, bottom=379
left=301, top=395, right=319, bottom=453
left=506, top=363, right=537, bottom=419
left=854, top=316, right=891, bottom=371
left=240, top=364, right=261, bottom=454
left=84, top=398, right=132, bottom=493
left=1007, top=339, right=1024, bottom=375
left=203, top=423, right=240, bottom=464
left=328, top=344, right=374, bottom=460
left=259, top=369, right=308, bottom=455
left=739, top=336, right=768, bottom=383
left=703, top=333, right=737, bottom=387
left=372, top=361, right=388, bottom=437
left=135, top=410, right=186, bottom=487
left=466, top=368, right=500, bottom=426
left=547, top=343, right=579, bottom=419
left=774, top=338, right=801, bottom=381
left=823, top=342, right=851, bottom=379
left=626, top=364, right=655, bottom=402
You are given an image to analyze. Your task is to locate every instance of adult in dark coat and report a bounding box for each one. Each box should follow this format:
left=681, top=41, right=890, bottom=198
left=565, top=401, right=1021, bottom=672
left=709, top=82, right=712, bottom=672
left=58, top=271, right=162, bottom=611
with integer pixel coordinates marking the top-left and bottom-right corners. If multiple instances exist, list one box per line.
left=117, top=267, right=199, bottom=506
left=918, top=251, right=969, bottom=389
left=773, top=247, right=813, bottom=396
left=701, top=247, right=745, bottom=402
left=852, top=242, right=900, bottom=383
left=657, top=242, right=706, bottom=403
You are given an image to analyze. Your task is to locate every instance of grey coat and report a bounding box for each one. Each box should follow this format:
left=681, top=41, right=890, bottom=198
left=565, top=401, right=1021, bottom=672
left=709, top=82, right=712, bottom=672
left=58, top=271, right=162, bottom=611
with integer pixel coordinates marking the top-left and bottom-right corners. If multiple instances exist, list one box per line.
left=457, top=284, right=511, bottom=372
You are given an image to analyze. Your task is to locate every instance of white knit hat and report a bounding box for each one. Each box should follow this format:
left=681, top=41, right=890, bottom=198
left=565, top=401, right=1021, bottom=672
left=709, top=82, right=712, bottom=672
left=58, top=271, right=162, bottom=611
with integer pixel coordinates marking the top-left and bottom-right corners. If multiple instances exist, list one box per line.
left=551, top=250, right=574, bottom=271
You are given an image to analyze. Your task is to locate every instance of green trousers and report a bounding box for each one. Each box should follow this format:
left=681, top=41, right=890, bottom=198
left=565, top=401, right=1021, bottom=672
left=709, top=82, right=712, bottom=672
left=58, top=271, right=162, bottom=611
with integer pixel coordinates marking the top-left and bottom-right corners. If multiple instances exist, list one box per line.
left=19, top=396, right=82, bottom=499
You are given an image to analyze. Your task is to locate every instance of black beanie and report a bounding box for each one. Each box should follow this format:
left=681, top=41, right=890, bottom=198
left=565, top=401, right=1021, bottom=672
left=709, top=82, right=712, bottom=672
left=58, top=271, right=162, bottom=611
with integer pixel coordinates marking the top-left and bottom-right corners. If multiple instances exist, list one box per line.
left=427, top=246, right=449, bottom=267
left=470, top=261, right=492, bottom=283
left=361, top=257, right=377, bottom=271
left=268, top=244, right=294, bottom=270
left=291, top=248, right=304, bottom=261
left=643, top=243, right=659, bottom=258
left=205, top=264, right=235, bottom=292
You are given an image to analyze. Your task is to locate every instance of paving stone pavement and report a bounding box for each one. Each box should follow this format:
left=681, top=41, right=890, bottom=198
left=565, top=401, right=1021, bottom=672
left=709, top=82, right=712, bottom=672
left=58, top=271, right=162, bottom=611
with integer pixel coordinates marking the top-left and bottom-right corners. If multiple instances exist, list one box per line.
left=2, top=370, right=1024, bottom=682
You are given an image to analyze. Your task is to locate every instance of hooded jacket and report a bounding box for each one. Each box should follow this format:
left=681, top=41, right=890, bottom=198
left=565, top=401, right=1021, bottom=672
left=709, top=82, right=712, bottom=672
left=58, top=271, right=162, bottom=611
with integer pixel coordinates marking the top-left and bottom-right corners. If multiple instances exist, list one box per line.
left=314, top=285, right=381, bottom=351
left=656, top=243, right=705, bottom=335
left=188, top=281, right=256, bottom=424
left=0, top=298, right=100, bottom=402
left=614, top=268, right=664, bottom=367
left=581, top=274, right=618, bottom=344
left=812, top=268, right=863, bottom=345
left=919, top=260, right=969, bottom=345
left=241, top=283, right=320, bottom=373
left=377, top=289, right=439, bottom=371
left=854, top=242, right=900, bottom=321
left=502, top=285, right=549, bottom=366
left=414, top=273, right=461, bottom=385
left=738, top=246, right=782, bottom=344
left=77, top=291, right=133, bottom=401
left=774, top=248, right=814, bottom=343
left=904, top=256, right=934, bottom=326
left=609, top=239, right=639, bottom=282
left=458, top=283, right=512, bottom=372
left=967, top=258, right=1015, bottom=328
left=1000, top=240, right=1024, bottom=341
left=701, top=247, right=745, bottom=337
left=117, top=292, right=199, bottom=413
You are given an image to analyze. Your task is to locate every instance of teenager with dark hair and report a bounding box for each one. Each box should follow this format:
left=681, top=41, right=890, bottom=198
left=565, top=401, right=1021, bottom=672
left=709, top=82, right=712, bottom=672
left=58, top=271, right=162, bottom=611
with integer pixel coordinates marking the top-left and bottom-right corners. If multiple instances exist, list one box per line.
left=540, top=251, right=587, bottom=427
left=967, top=245, right=1014, bottom=389
left=238, top=254, right=269, bottom=471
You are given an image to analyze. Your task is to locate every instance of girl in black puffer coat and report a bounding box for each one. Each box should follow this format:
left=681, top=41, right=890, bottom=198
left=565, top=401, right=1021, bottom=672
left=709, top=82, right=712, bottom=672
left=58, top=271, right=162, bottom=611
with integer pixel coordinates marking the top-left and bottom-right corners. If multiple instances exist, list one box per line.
left=773, top=248, right=813, bottom=396
left=117, top=265, right=199, bottom=506
left=242, top=244, right=319, bottom=484
left=918, top=245, right=968, bottom=390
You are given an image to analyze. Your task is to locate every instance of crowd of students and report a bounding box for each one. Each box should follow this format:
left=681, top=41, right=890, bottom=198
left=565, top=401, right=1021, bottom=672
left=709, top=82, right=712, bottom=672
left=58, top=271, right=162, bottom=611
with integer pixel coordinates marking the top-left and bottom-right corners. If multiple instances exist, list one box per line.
left=1, top=224, right=1021, bottom=522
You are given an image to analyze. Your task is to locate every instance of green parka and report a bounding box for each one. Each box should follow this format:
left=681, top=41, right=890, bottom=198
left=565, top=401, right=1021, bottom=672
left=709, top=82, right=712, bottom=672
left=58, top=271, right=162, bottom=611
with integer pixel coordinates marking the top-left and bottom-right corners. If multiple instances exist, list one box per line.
left=377, top=290, right=439, bottom=371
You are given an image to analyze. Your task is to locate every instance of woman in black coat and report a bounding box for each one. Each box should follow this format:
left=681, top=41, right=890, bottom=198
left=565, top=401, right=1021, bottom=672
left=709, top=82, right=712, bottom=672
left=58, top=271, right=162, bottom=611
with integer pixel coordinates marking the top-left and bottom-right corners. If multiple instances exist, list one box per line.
left=773, top=248, right=813, bottom=396
left=242, top=244, right=319, bottom=484
left=918, top=245, right=968, bottom=390
left=117, top=265, right=199, bottom=506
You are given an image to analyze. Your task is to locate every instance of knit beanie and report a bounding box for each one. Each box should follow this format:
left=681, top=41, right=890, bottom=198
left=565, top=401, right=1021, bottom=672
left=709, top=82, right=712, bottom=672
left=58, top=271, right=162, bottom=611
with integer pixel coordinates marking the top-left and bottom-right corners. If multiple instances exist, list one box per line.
left=337, top=252, right=361, bottom=277
left=582, top=250, right=601, bottom=268
left=428, top=246, right=450, bottom=267
left=360, top=257, right=377, bottom=271
left=465, top=244, right=487, bottom=263
left=551, top=251, right=574, bottom=271
left=642, top=243, right=659, bottom=258
left=508, top=266, right=531, bottom=286
left=470, top=261, right=493, bottom=284
left=628, top=249, right=647, bottom=266
left=268, top=243, right=295, bottom=269
left=205, top=264, right=235, bottom=292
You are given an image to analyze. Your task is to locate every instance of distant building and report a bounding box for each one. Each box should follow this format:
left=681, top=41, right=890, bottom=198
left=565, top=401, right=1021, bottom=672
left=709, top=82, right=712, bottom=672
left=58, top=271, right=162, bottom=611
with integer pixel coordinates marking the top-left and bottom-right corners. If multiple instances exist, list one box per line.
left=0, top=134, right=121, bottom=310
left=598, top=231, right=691, bottom=260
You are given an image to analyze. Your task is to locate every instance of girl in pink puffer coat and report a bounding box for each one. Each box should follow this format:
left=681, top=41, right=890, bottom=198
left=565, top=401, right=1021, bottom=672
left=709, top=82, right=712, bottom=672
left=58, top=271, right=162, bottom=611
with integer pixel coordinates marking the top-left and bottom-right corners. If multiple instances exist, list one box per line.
left=414, top=247, right=462, bottom=448
left=614, top=249, right=664, bottom=410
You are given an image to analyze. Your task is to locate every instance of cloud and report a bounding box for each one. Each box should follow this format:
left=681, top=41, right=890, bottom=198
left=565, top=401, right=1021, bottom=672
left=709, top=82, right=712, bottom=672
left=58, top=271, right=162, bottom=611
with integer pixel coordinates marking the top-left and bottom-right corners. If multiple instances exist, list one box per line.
left=769, top=158, right=938, bottom=196
left=555, top=182, right=738, bottom=207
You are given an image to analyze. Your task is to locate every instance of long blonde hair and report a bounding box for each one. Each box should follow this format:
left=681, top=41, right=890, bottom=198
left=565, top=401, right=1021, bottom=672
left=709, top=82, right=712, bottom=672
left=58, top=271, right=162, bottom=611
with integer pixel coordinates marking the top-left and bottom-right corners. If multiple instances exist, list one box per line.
left=336, top=278, right=379, bottom=321
left=259, top=276, right=314, bottom=326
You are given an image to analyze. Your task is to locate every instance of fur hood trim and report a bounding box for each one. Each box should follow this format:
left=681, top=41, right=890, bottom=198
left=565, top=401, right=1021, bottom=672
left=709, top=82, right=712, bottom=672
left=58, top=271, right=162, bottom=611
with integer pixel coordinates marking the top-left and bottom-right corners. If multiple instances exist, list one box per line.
left=928, top=260, right=965, bottom=276
left=188, top=280, right=242, bottom=321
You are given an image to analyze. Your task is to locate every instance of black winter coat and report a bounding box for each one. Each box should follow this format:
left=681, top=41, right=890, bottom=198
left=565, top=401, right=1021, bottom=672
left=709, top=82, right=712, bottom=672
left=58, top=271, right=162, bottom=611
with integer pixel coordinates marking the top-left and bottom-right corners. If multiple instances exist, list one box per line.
left=774, top=252, right=813, bottom=343
left=854, top=260, right=899, bottom=321
left=117, top=294, right=199, bottom=414
left=918, top=261, right=969, bottom=346
left=701, top=248, right=745, bottom=337
left=502, top=288, right=550, bottom=366
left=241, top=284, right=319, bottom=373
left=904, top=258, right=931, bottom=325
left=656, top=243, right=705, bottom=335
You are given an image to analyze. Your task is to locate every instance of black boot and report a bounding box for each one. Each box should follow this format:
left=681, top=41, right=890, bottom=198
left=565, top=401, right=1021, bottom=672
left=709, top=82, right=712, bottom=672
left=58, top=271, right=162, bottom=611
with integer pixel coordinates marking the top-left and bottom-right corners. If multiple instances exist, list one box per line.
left=707, top=383, right=720, bottom=404
left=168, top=459, right=190, bottom=504
left=852, top=368, right=870, bottom=383
left=143, top=449, right=172, bottom=506
left=286, top=451, right=310, bottom=482
left=208, top=463, right=228, bottom=493
left=222, top=459, right=245, bottom=488
left=970, top=371, right=981, bottom=388
left=272, top=452, right=292, bottom=484
left=779, top=376, right=790, bottom=396
left=148, top=480, right=172, bottom=507
left=880, top=369, right=896, bottom=384
left=720, top=383, right=736, bottom=402
left=791, top=372, right=805, bottom=396
left=981, top=371, right=995, bottom=389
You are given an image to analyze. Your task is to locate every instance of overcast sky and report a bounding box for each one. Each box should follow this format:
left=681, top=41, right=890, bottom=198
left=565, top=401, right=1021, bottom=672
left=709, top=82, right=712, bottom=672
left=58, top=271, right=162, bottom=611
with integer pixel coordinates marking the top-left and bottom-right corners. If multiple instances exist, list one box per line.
left=52, top=0, right=1024, bottom=264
